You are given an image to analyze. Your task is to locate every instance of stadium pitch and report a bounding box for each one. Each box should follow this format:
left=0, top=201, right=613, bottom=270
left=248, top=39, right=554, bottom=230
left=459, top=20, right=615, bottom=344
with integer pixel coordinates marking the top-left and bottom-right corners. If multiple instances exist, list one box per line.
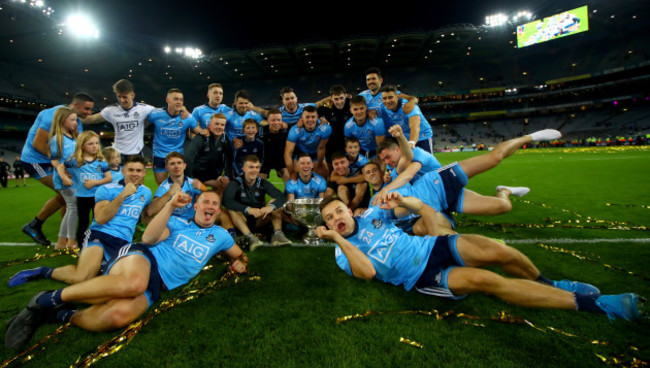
left=0, top=146, right=648, bottom=367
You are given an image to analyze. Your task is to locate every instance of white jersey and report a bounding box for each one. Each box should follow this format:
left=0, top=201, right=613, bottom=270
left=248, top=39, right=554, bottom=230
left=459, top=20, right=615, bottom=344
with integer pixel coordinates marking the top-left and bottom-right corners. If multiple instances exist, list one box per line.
left=100, top=102, right=155, bottom=155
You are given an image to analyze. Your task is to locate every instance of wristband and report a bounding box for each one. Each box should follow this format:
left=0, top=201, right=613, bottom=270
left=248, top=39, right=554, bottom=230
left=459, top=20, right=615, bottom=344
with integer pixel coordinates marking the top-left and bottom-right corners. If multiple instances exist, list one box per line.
left=408, top=141, right=416, bottom=145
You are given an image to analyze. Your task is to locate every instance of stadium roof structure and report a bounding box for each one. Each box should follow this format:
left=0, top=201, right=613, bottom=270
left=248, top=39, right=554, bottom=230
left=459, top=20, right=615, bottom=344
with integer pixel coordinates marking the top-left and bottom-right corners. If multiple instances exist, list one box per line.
left=0, top=0, right=648, bottom=97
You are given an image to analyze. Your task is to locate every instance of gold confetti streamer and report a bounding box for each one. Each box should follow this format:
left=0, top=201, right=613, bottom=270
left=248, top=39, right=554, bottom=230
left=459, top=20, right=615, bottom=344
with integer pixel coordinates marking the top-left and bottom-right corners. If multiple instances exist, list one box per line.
left=72, top=270, right=260, bottom=368
left=536, top=243, right=650, bottom=282
left=0, top=323, right=72, bottom=368
left=336, top=308, right=647, bottom=366
left=399, top=337, right=424, bottom=349
left=0, top=248, right=78, bottom=269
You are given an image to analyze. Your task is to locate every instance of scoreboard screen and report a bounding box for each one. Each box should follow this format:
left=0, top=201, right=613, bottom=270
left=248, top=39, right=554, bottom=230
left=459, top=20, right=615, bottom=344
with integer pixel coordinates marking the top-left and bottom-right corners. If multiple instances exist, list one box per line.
left=517, top=5, right=589, bottom=48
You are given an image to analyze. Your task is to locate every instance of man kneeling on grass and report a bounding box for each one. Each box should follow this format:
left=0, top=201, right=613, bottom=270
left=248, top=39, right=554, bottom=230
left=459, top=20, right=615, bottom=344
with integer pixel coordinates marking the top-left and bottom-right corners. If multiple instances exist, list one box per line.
left=5, top=191, right=248, bottom=349
left=315, top=194, right=644, bottom=322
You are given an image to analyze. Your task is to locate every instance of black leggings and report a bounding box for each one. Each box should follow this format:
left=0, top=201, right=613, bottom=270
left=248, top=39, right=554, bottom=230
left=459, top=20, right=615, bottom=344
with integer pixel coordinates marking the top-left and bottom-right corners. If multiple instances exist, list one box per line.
left=76, top=196, right=96, bottom=243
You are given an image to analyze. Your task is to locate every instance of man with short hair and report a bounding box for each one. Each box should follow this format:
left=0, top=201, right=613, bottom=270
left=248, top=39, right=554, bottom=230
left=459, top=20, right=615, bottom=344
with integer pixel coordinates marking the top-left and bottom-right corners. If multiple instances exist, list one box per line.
left=223, top=155, right=291, bottom=249
left=285, top=153, right=327, bottom=201
left=358, top=68, right=418, bottom=120
left=147, top=152, right=206, bottom=220
left=21, top=93, right=95, bottom=245
left=191, top=83, right=233, bottom=130
left=380, top=85, right=435, bottom=153
left=5, top=191, right=248, bottom=349
left=148, top=88, right=206, bottom=185
left=345, top=96, right=386, bottom=158
left=325, top=152, right=369, bottom=215
left=316, top=194, right=643, bottom=322
left=284, top=106, right=331, bottom=179
left=184, top=113, right=233, bottom=193
left=318, top=85, right=352, bottom=164
left=375, top=125, right=441, bottom=200
left=9, top=156, right=152, bottom=287
left=259, top=109, right=290, bottom=183
left=83, top=79, right=155, bottom=163
left=225, top=90, right=266, bottom=149
left=372, top=125, right=560, bottom=208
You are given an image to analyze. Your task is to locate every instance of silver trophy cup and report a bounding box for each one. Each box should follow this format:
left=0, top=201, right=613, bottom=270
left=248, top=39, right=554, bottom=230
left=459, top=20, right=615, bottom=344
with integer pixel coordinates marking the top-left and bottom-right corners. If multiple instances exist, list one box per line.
left=284, top=198, right=324, bottom=245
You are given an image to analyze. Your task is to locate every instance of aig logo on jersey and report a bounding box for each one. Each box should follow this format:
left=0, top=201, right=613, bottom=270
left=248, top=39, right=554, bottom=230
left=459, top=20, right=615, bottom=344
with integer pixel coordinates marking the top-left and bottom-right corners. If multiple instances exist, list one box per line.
left=119, top=204, right=142, bottom=219
left=173, top=234, right=210, bottom=263
left=117, top=121, right=138, bottom=132
left=161, top=127, right=181, bottom=138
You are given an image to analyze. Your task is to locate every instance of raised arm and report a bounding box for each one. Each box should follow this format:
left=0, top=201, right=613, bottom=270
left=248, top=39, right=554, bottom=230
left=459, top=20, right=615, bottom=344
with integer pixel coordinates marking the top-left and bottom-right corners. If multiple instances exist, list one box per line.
left=142, top=192, right=191, bottom=245
left=315, top=227, right=376, bottom=279
left=94, top=183, right=138, bottom=225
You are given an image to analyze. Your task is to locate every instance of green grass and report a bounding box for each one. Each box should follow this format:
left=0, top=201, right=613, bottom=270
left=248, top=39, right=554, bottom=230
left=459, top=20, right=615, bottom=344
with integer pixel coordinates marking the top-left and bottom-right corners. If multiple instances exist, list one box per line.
left=0, top=146, right=649, bottom=367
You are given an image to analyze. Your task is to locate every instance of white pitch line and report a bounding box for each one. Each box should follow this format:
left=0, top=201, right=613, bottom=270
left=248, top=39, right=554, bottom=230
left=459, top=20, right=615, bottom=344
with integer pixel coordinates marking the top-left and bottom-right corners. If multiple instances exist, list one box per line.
left=0, top=242, right=39, bottom=246
left=502, top=238, right=650, bottom=244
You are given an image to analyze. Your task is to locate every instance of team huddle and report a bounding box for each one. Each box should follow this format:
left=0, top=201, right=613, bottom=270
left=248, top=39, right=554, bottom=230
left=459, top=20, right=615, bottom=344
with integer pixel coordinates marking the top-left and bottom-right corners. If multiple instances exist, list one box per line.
left=5, top=68, right=644, bottom=350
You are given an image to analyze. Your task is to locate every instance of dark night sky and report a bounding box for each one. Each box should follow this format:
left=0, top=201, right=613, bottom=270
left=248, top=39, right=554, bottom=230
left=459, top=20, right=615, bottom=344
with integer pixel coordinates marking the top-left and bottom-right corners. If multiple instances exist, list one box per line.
left=54, top=0, right=594, bottom=51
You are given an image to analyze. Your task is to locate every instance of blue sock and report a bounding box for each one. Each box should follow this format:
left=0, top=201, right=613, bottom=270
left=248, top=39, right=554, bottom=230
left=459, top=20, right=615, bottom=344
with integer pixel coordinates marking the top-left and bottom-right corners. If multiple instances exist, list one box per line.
left=536, top=274, right=554, bottom=285
left=36, top=289, right=64, bottom=309
left=40, top=267, right=54, bottom=279
left=574, top=293, right=602, bottom=313
left=55, top=309, right=76, bottom=323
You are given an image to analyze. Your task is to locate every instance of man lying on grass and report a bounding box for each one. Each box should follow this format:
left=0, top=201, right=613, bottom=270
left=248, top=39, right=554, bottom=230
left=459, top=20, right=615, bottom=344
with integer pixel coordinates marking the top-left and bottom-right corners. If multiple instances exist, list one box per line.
left=315, top=193, right=644, bottom=322
left=5, top=191, right=248, bottom=350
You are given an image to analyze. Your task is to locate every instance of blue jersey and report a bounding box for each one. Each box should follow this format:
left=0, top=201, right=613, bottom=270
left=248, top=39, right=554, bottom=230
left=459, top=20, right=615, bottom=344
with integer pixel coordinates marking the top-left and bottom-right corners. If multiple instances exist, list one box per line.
left=280, top=103, right=316, bottom=127
left=110, top=169, right=124, bottom=183
left=287, top=124, right=332, bottom=155
left=148, top=108, right=198, bottom=158
left=150, top=217, right=235, bottom=290
left=49, top=134, right=76, bottom=190
left=225, top=110, right=263, bottom=142
left=344, top=117, right=386, bottom=152
left=91, top=181, right=152, bottom=241
left=233, top=138, right=264, bottom=176
left=335, top=206, right=435, bottom=291
left=348, top=154, right=369, bottom=176
left=285, top=172, right=327, bottom=199
left=388, top=147, right=441, bottom=184
left=380, top=100, right=432, bottom=142
left=21, top=105, right=83, bottom=164
left=153, top=176, right=203, bottom=220
left=191, top=104, right=233, bottom=130
left=370, top=183, right=421, bottom=232
left=64, top=158, right=111, bottom=197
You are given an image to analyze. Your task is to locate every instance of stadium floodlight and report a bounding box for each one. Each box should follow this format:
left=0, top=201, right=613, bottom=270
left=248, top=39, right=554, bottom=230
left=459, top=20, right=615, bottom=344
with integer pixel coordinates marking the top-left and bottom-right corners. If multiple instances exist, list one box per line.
left=485, top=13, right=508, bottom=27
left=512, top=10, right=533, bottom=23
left=164, top=46, right=171, bottom=53
left=63, top=13, right=99, bottom=39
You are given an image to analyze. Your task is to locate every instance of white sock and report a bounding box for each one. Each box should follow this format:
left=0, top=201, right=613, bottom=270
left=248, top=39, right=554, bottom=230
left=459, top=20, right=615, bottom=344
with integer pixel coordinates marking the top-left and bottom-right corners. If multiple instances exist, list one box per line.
left=528, top=129, right=561, bottom=141
left=496, top=186, right=530, bottom=197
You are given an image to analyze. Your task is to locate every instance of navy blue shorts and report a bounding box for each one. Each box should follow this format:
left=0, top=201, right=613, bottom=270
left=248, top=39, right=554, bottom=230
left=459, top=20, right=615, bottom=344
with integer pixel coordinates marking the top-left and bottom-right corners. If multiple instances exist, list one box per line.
left=414, top=235, right=466, bottom=300
left=21, top=162, right=53, bottom=180
left=437, top=163, right=469, bottom=226
left=152, top=156, right=167, bottom=173
left=105, top=243, right=163, bottom=308
left=416, top=138, right=434, bottom=154
left=82, top=229, right=130, bottom=263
